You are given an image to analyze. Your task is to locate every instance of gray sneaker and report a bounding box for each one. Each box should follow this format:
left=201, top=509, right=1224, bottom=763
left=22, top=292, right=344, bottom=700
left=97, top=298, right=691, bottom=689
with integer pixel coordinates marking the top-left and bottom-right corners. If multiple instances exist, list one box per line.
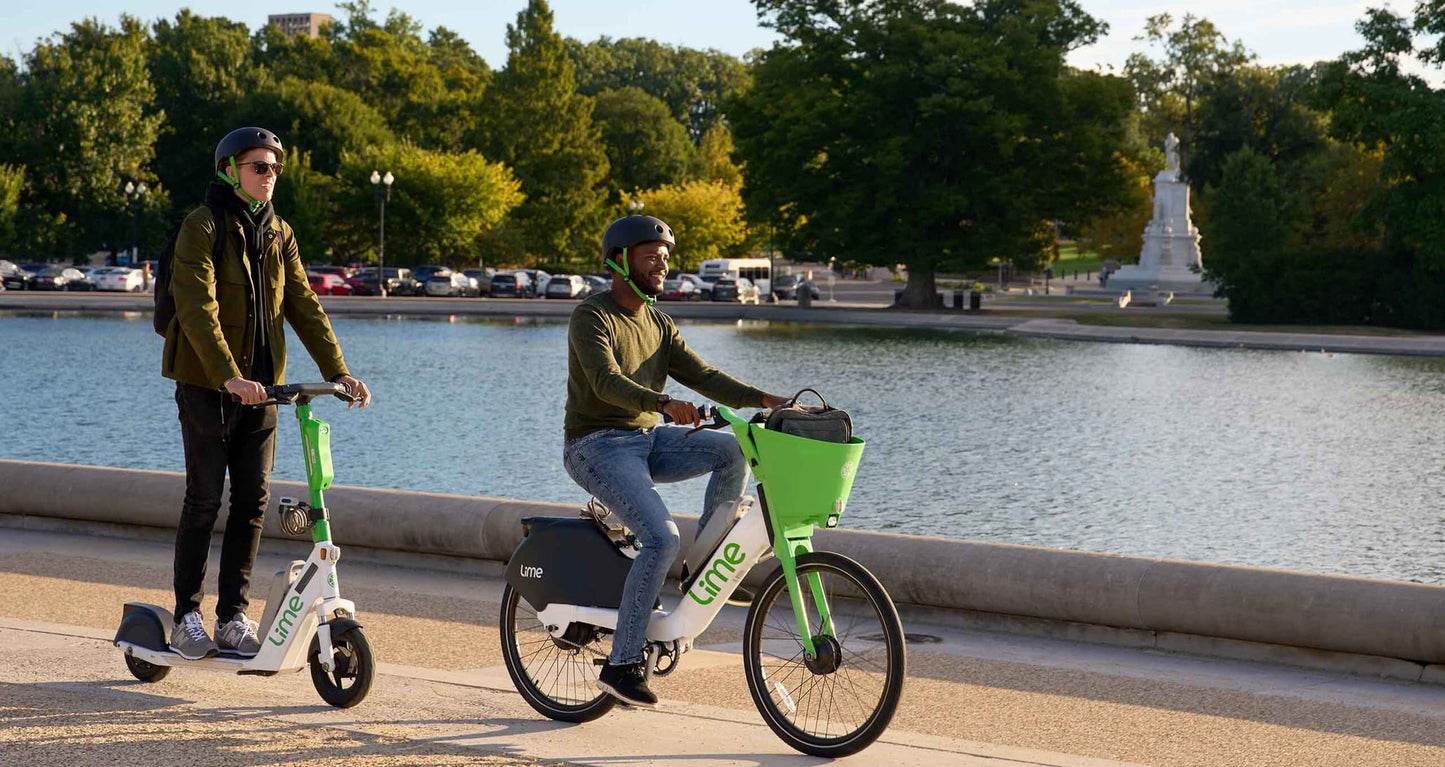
left=215, top=612, right=262, bottom=656
left=169, top=610, right=219, bottom=660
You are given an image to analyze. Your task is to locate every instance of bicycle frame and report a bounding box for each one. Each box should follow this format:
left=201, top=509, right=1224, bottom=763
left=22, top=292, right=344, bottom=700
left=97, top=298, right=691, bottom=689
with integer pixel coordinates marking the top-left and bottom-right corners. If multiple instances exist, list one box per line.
left=535, top=406, right=862, bottom=661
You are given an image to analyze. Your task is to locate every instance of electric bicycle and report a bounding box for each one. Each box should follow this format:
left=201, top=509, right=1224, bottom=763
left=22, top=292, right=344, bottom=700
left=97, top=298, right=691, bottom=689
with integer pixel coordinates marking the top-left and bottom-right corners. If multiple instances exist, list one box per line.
left=500, top=404, right=906, bottom=758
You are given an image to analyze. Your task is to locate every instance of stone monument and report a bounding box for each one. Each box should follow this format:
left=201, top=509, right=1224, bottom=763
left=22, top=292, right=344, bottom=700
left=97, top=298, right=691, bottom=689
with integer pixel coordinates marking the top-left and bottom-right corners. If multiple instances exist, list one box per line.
left=1106, top=133, right=1207, bottom=295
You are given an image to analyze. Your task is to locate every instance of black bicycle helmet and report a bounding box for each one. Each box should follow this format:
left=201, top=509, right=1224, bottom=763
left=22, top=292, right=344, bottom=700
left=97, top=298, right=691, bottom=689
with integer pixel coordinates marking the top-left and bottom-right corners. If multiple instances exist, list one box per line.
left=601, top=215, right=674, bottom=272
left=214, top=127, right=284, bottom=170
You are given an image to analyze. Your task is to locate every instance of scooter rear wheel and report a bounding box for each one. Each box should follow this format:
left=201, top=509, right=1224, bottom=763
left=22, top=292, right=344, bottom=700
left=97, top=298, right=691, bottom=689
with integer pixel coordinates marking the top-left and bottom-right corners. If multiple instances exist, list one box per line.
left=124, top=654, right=171, bottom=683
left=309, top=626, right=375, bottom=708
left=500, top=584, right=616, bottom=722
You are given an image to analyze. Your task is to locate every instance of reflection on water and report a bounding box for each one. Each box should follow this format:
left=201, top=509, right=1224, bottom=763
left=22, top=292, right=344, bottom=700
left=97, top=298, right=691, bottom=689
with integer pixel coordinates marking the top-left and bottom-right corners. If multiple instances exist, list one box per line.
left=3, top=310, right=1445, bottom=584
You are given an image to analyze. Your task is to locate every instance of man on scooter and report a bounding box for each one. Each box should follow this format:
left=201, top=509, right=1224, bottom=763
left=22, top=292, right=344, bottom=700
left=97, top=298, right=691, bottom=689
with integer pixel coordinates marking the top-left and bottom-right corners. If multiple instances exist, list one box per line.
left=161, top=126, right=372, bottom=660
left=564, top=213, right=789, bottom=708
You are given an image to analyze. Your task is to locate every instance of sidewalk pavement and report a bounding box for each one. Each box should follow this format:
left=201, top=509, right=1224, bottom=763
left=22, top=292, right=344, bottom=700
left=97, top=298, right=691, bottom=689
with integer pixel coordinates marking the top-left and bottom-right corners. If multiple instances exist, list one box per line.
left=2, top=523, right=1443, bottom=766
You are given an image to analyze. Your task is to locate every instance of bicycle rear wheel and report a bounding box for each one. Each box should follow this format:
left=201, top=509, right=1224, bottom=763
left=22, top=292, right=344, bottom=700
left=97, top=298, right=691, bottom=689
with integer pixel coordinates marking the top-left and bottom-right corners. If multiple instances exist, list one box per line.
left=742, top=551, right=906, bottom=758
left=499, top=584, right=617, bottom=722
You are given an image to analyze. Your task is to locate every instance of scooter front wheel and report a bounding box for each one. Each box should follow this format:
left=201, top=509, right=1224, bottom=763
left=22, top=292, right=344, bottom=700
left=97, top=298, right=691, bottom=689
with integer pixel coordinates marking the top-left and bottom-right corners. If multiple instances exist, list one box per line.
left=124, top=654, right=171, bottom=683
left=309, top=626, right=376, bottom=708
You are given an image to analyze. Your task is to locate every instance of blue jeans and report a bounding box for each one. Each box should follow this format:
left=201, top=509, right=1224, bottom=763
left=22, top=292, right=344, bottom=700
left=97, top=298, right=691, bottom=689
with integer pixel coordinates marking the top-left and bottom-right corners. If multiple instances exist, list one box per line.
left=563, top=425, right=750, bottom=665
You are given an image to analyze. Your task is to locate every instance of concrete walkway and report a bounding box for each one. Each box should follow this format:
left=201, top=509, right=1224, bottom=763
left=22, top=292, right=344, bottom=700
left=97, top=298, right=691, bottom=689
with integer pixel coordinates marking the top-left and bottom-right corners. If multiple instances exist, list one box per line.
left=3, top=525, right=1444, bottom=766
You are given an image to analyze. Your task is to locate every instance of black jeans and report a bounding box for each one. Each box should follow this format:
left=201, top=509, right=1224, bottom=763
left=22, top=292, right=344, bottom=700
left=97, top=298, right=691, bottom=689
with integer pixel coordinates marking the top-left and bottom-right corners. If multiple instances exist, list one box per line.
left=173, top=383, right=277, bottom=623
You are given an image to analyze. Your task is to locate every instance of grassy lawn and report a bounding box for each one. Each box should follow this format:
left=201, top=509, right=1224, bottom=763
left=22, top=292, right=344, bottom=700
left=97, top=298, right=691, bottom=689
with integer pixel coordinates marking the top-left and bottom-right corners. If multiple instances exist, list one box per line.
left=1054, top=242, right=1106, bottom=275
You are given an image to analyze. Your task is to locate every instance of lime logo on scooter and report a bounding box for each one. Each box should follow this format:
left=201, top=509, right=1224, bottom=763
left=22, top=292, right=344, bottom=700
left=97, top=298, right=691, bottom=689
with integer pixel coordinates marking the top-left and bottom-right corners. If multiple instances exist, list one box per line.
left=268, top=594, right=305, bottom=646
left=686, top=542, right=747, bottom=605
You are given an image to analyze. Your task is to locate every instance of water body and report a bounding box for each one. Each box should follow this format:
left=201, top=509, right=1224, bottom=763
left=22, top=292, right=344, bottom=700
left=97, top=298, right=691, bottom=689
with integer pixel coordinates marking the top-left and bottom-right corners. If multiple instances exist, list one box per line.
left=3, top=311, right=1444, bottom=585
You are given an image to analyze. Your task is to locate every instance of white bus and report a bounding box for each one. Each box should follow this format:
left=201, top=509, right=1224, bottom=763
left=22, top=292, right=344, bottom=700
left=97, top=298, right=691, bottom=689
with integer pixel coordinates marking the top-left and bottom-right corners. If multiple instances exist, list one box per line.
left=696, top=257, right=771, bottom=296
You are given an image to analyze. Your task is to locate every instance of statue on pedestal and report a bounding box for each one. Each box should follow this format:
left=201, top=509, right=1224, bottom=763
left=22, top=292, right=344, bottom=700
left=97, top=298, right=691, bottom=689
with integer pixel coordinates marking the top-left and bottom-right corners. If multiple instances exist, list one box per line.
left=1103, top=133, right=1207, bottom=294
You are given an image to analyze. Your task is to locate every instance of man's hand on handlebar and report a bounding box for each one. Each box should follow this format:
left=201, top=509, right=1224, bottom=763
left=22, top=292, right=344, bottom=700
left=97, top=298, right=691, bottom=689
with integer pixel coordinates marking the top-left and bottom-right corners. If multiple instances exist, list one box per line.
left=223, top=376, right=268, bottom=406
left=660, top=398, right=701, bottom=427
left=334, top=375, right=372, bottom=409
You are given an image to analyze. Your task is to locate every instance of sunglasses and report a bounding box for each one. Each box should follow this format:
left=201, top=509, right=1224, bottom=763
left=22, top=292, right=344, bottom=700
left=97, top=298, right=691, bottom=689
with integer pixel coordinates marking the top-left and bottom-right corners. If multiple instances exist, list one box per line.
left=245, top=161, right=285, bottom=177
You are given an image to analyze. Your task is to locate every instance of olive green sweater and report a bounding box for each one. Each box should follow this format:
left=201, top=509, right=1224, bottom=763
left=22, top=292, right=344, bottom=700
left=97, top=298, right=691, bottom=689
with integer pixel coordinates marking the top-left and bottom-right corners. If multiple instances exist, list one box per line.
left=565, top=292, right=766, bottom=440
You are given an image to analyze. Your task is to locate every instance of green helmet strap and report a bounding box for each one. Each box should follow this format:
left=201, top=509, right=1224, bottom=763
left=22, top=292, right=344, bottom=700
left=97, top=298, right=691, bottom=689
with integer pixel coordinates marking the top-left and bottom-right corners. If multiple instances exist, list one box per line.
left=217, top=157, right=263, bottom=213
left=605, top=253, right=655, bottom=306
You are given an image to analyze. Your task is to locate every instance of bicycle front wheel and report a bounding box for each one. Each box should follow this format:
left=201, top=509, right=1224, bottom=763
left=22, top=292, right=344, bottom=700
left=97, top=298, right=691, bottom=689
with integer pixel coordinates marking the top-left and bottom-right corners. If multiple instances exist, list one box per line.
left=742, top=551, right=906, bottom=758
left=499, top=584, right=617, bottom=722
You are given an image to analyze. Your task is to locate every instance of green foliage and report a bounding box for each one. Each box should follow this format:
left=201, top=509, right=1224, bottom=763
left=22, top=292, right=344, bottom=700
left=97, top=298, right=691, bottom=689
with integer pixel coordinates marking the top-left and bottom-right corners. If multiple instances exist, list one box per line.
left=731, top=0, right=1134, bottom=306
left=0, top=164, right=24, bottom=253
left=271, top=151, right=334, bottom=263
left=335, top=144, right=523, bottom=266
left=231, top=76, right=396, bottom=176
left=568, top=37, right=749, bottom=141
left=1202, top=146, right=1292, bottom=291
left=149, top=11, right=261, bottom=210
left=1190, top=65, right=1326, bottom=193
left=632, top=181, right=749, bottom=271
left=12, top=16, right=164, bottom=255
left=479, top=0, right=609, bottom=265
left=691, top=122, right=743, bottom=186
left=593, top=87, right=693, bottom=193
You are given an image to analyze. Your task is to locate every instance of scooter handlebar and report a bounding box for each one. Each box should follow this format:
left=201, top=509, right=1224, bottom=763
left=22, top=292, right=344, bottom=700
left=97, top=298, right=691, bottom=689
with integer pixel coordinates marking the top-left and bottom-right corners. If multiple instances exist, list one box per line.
left=239, top=381, right=356, bottom=407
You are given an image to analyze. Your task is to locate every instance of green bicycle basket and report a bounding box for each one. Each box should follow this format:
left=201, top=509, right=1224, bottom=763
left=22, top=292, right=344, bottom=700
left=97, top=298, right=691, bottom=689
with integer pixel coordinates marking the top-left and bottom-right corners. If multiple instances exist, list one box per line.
left=745, top=420, right=865, bottom=538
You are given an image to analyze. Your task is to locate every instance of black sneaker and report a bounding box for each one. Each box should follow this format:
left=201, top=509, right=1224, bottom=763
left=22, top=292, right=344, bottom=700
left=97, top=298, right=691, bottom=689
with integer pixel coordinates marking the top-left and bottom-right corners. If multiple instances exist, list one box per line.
left=597, top=662, right=658, bottom=708
left=726, top=586, right=755, bottom=607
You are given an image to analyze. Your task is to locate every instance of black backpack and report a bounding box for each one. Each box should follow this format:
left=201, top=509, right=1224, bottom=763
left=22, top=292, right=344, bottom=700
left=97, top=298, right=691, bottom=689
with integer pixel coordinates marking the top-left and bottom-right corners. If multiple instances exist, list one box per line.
left=153, top=204, right=227, bottom=336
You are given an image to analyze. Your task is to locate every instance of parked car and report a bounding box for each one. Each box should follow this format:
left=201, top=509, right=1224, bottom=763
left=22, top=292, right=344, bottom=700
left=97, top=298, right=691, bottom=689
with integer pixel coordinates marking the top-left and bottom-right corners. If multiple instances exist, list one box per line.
left=413, top=264, right=451, bottom=285
left=425, top=271, right=479, bottom=297
left=710, top=276, right=760, bottom=304
left=308, top=272, right=354, bottom=295
left=674, top=273, right=711, bottom=300
left=519, top=269, right=551, bottom=298
left=29, top=266, right=93, bottom=291
left=94, top=266, right=146, bottom=292
left=0, top=259, right=30, bottom=290
left=463, top=268, right=495, bottom=296
left=308, top=264, right=353, bottom=279
left=582, top=274, right=609, bottom=297
left=489, top=271, right=534, bottom=298
left=347, top=267, right=418, bottom=296
left=545, top=274, right=587, bottom=299
left=772, top=274, right=821, bottom=301
left=659, top=277, right=703, bottom=301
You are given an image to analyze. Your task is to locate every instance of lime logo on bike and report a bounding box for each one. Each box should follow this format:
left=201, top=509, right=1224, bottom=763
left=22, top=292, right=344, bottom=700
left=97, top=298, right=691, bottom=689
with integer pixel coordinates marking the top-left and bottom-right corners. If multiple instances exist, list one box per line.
left=686, top=542, right=747, bottom=605
left=268, top=594, right=305, bottom=646
left=519, top=564, right=544, bottom=579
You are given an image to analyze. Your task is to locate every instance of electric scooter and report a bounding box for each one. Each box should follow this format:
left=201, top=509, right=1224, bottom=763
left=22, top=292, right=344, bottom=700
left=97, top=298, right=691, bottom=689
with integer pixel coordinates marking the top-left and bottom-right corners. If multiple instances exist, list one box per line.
left=114, top=381, right=376, bottom=708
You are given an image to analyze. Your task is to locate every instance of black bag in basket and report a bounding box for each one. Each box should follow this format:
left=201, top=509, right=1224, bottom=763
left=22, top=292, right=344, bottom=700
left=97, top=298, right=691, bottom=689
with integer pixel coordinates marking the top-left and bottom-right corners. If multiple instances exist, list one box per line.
left=764, top=388, right=852, bottom=443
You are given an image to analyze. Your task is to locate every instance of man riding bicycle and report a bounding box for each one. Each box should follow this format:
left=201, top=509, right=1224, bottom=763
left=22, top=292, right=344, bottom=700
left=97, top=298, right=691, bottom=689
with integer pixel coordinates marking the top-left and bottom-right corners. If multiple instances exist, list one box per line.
left=563, top=214, right=789, bottom=708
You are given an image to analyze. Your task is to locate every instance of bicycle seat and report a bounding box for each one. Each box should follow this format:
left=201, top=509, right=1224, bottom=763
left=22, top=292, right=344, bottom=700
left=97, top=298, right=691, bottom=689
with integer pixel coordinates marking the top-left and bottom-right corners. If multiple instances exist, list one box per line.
left=580, top=498, right=641, bottom=559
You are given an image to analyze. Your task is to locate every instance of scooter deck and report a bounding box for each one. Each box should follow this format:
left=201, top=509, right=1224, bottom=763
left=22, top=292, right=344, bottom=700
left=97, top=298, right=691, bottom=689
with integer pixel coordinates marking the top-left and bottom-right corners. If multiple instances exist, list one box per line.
left=117, top=641, right=302, bottom=674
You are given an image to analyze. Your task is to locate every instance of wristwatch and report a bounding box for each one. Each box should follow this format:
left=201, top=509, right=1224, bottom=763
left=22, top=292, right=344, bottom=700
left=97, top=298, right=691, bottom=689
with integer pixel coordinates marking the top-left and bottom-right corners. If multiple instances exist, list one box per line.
left=655, top=394, right=672, bottom=412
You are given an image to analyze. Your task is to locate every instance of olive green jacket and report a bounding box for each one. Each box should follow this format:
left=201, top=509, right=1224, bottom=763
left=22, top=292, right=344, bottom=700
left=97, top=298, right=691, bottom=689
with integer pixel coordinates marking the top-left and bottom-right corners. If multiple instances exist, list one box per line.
left=161, top=205, right=348, bottom=390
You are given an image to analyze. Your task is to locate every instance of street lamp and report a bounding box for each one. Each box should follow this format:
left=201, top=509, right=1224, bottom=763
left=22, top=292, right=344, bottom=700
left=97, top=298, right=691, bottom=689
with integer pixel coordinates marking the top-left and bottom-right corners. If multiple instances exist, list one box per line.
left=124, top=180, right=148, bottom=268
left=627, top=199, right=643, bottom=215
left=370, top=170, right=394, bottom=297
left=827, top=256, right=836, bottom=302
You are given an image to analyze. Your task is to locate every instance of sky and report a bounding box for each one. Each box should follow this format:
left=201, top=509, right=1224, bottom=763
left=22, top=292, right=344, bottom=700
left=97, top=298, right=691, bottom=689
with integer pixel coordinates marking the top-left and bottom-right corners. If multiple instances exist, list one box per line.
left=1, top=0, right=1421, bottom=78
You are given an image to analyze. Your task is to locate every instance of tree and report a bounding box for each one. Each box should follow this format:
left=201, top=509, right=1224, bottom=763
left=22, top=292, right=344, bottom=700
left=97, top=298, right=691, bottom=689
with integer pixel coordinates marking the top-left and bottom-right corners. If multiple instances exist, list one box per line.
left=1124, top=13, right=1251, bottom=181
left=569, top=37, right=749, bottom=141
left=632, top=181, right=749, bottom=271
left=335, top=143, right=523, bottom=266
left=269, top=151, right=335, bottom=263
left=230, top=76, right=396, bottom=176
left=478, top=0, right=609, bottom=265
left=731, top=0, right=1134, bottom=307
left=690, top=122, right=743, bottom=186
left=11, top=17, right=165, bottom=255
left=593, top=87, right=693, bottom=193
left=1189, top=64, right=1326, bottom=193
left=0, top=164, right=24, bottom=254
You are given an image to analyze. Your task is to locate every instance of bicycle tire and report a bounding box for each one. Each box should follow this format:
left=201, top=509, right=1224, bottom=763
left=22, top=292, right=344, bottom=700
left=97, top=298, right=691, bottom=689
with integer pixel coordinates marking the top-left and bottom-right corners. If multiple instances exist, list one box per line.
left=499, top=584, right=617, bottom=722
left=742, top=551, right=906, bottom=758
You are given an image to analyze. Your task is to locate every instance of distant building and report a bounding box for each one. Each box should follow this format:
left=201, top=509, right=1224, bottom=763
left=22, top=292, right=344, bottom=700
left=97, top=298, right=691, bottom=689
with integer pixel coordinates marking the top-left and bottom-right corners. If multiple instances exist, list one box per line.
left=268, top=13, right=333, bottom=38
